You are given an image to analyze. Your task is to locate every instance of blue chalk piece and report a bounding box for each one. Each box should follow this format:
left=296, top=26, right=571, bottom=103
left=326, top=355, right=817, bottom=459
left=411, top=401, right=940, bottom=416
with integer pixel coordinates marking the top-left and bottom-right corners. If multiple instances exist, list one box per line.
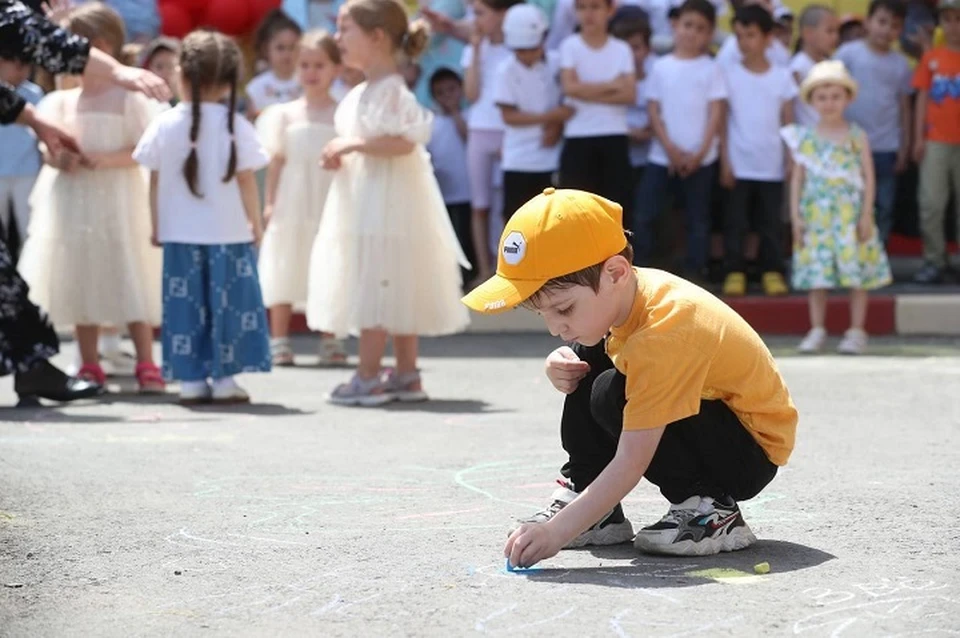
left=504, top=558, right=541, bottom=573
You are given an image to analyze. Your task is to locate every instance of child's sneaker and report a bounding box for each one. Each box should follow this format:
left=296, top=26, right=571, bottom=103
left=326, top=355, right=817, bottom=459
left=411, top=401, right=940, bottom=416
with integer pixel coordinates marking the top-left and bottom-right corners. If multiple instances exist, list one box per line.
left=836, top=327, right=868, bottom=355
left=179, top=380, right=212, bottom=405
left=383, top=368, right=428, bottom=402
left=634, top=495, right=756, bottom=556
left=797, top=327, right=827, bottom=353
left=762, top=271, right=789, bottom=296
left=509, top=480, right=635, bottom=548
left=211, top=377, right=250, bottom=404
left=271, top=337, right=295, bottom=367
left=318, top=336, right=348, bottom=367
left=329, top=372, right=393, bottom=407
left=722, top=272, right=747, bottom=296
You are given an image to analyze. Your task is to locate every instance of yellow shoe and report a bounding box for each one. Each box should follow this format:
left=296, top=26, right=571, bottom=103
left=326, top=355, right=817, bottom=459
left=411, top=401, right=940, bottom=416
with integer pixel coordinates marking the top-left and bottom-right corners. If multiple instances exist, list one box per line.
left=722, top=272, right=747, bottom=296
left=762, top=271, right=789, bottom=296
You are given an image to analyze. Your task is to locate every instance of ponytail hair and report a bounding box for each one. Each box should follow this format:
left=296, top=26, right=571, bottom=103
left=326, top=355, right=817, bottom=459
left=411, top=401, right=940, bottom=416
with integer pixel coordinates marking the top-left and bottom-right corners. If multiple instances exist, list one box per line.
left=177, top=30, right=243, bottom=198
left=345, top=0, right=432, bottom=61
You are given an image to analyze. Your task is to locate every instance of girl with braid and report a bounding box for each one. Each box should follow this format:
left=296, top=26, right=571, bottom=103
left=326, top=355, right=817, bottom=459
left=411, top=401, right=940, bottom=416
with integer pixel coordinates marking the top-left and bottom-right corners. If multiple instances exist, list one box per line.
left=134, top=31, right=272, bottom=405
left=18, top=3, right=165, bottom=393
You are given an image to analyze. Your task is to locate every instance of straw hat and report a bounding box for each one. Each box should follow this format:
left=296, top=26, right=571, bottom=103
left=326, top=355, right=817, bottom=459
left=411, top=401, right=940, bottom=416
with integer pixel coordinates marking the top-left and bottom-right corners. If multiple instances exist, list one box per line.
left=800, top=60, right=859, bottom=104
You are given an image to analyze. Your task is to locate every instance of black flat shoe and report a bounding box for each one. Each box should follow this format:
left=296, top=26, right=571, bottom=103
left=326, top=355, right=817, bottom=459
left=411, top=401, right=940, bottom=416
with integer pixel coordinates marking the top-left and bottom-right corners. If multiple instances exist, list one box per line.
left=14, top=359, right=104, bottom=406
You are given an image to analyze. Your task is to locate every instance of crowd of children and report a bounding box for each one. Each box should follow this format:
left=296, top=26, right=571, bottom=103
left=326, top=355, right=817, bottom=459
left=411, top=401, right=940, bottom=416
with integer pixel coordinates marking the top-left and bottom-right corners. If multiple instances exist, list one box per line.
left=0, top=0, right=958, bottom=407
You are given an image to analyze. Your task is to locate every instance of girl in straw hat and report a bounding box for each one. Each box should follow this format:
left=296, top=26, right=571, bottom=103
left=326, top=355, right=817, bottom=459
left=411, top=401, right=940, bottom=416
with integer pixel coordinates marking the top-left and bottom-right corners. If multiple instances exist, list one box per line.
left=780, top=60, right=892, bottom=356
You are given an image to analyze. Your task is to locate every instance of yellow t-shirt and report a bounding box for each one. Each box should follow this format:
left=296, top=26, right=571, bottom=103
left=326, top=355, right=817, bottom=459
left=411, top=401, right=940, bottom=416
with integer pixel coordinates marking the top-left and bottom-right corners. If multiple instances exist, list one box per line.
left=605, top=269, right=798, bottom=466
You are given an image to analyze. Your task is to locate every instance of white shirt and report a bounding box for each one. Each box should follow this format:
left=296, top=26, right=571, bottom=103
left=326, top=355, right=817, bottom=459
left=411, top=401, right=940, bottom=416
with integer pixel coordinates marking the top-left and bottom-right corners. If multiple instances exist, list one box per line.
left=426, top=112, right=472, bottom=204
left=245, top=70, right=302, bottom=113
left=789, top=52, right=819, bottom=127
left=461, top=40, right=512, bottom=131
left=133, top=103, right=270, bottom=245
left=716, top=34, right=791, bottom=67
left=493, top=52, right=563, bottom=172
left=627, top=55, right=658, bottom=167
left=646, top=54, right=727, bottom=166
left=560, top=35, right=635, bottom=138
left=722, top=63, right=798, bottom=180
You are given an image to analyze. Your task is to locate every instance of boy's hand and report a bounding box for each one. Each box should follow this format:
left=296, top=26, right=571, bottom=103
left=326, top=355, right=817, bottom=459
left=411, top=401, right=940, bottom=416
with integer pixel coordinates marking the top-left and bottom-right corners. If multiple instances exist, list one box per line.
left=679, top=152, right=703, bottom=178
left=912, top=139, right=925, bottom=165
left=857, top=215, right=874, bottom=243
left=895, top=147, right=909, bottom=174
left=150, top=230, right=161, bottom=248
left=542, top=122, right=562, bottom=148
left=504, top=522, right=563, bottom=569
left=545, top=346, right=590, bottom=394
left=720, top=162, right=735, bottom=189
left=665, top=144, right=685, bottom=176
left=263, top=204, right=274, bottom=228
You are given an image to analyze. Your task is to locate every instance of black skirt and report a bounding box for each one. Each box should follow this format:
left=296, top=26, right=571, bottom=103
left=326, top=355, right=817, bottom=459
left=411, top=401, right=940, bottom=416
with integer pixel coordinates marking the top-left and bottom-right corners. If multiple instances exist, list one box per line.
left=0, top=239, right=58, bottom=376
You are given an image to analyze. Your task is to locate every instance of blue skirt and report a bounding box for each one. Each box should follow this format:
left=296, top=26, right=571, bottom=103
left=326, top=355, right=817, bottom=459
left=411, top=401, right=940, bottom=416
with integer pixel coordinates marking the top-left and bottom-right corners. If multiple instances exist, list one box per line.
left=162, top=243, right=271, bottom=382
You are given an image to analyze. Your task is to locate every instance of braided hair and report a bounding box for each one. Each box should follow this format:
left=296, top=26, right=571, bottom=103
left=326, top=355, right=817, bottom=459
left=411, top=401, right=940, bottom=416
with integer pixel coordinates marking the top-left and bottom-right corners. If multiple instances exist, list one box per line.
left=178, top=30, right=242, bottom=198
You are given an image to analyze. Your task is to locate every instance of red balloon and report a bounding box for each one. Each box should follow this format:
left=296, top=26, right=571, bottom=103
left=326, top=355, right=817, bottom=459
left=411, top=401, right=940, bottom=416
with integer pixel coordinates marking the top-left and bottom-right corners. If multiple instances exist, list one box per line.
left=158, top=2, right=194, bottom=38
left=161, top=0, right=207, bottom=19
left=203, top=0, right=255, bottom=36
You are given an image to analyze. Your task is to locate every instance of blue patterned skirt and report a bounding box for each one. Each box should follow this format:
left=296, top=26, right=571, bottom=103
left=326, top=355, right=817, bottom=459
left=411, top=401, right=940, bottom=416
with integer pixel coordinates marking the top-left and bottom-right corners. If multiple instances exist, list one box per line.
left=161, top=243, right=271, bottom=382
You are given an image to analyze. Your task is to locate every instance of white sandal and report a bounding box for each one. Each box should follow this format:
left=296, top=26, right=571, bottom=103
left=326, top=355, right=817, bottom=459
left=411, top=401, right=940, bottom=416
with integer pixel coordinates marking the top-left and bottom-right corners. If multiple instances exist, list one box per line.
left=318, top=336, right=348, bottom=367
left=270, top=338, right=294, bottom=367
left=837, top=328, right=868, bottom=355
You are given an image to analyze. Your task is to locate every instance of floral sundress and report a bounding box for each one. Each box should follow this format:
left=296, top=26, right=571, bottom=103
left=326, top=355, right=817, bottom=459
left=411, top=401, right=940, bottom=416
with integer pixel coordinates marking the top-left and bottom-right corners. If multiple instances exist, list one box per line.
left=780, top=123, right=892, bottom=291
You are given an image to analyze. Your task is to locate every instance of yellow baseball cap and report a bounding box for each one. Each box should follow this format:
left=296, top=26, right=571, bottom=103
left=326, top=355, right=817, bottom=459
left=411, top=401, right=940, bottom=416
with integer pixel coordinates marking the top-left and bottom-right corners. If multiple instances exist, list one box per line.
left=462, top=188, right=627, bottom=314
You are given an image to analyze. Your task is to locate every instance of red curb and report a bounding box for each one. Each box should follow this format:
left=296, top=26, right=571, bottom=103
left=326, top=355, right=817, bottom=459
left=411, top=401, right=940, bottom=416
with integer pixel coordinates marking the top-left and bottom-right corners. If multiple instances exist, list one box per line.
left=724, top=295, right=896, bottom=335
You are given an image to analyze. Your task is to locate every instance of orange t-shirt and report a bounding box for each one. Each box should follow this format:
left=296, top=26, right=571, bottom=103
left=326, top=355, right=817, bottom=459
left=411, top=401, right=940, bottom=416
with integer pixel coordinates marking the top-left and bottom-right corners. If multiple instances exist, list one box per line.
left=912, top=47, right=960, bottom=144
left=605, top=269, right=799, bottom=466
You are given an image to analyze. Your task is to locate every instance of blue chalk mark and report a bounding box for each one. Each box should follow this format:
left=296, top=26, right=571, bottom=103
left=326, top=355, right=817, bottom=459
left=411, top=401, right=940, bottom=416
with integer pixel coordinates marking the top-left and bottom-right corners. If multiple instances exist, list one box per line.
left=504, top=558, right=542, bottom=573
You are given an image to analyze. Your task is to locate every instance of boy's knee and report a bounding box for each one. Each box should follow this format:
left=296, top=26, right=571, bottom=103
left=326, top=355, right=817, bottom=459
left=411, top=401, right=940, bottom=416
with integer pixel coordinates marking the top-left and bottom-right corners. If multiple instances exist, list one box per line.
left=589, top=368, right=626, bottom=438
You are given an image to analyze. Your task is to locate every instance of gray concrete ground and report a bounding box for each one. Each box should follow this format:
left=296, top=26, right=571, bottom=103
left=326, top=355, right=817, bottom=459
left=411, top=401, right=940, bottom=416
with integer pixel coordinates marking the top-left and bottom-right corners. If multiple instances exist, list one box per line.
left=2, top=334, right=960, bottom=637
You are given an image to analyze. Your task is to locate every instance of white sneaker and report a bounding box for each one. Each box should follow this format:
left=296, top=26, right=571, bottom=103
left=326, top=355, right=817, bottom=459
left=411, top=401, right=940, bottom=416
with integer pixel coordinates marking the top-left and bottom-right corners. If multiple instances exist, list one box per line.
left=179, top=380, right=211, bottom=405
left=211, top=377, right=250, bottom=404
left=329, top=372, right=393, bottom=407
left=797, top=327, right=827, bottom=354
left=837, top=328, right=868, bottom=355
left=509, top=481, right=635, bottom=548
left=634, top=495, right=756, bottom=556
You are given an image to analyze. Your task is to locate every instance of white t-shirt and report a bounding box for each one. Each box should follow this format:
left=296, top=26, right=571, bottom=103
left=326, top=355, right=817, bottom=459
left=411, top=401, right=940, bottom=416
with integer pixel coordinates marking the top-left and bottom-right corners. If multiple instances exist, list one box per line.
left=493, top=52, right=563, bottom=172
left=789, top=52, right=819, bottom=127
left=426, top=112, right=472, bottom=204
left=245, top=70, right=302, bottom=113
left=133, top=103, right=270, bottom=245
left=722, top=63, right=798, bottom=180
left=646, top=54, right=727, bottom=166
left=627, top=55, right=658, bottom=167
left=461, top=40, right=512, bottom=131
left=716, top=34, right=791, bottom=67
left=560, top=35, right=635, bottom=138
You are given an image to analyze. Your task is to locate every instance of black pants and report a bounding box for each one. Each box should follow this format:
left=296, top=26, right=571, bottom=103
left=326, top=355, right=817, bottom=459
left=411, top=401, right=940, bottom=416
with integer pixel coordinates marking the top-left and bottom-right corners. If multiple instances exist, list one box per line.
left=559, top=341, right=778, bottom=505
left=446, top=201, right=476, bottom=288
left=559, top=135, right=633, bottom=222
left=503, top=170, right=554, bottom=223
left=724, top=179, right=784, bottom=273
left=0, top=240, right=59, bottom=377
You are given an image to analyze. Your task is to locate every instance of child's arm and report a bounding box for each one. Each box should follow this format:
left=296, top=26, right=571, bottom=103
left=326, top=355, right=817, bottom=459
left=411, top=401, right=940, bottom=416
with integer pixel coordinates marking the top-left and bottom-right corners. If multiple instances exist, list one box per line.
left=87, top=147, right=138, bottom=169
left=789, top=159, right=805, bottom=248
left=896, top=93, right=911, bottom=173
left=912, top=89, right=928, bottom=163
left=858, top=132, right=876, bottom=243
left=505, top=428, right=664, bottom=567
left=463, top=37, right=483, bottom=104
left=263, top=154, right=285, bottom=226
left=681, top=99, right=723, bottom=176
left=149, top=170, right=160, bottom=247
left=236, top=169, right=263, bottom=246
left=498, top=104, right=573, bottom=127
left=561, top=69, right=635, bottom=104
left=452, top=109, right=468, bottom=142
left=718, top=101, right=734, bottom=188
left=648, top=100, right=684, bottom=173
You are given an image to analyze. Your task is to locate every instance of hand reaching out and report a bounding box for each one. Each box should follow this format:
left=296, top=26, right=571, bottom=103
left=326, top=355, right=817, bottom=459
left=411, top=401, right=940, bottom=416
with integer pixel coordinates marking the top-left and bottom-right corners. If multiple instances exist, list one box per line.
left=545, top=346, right=590, bottom=394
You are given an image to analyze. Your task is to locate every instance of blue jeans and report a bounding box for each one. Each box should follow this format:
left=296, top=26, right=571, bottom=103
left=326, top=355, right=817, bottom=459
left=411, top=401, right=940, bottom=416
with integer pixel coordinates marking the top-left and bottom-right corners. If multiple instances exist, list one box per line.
left=872, top=151, right=898, bottom=243
left=633, top=162, right=716, bottom=274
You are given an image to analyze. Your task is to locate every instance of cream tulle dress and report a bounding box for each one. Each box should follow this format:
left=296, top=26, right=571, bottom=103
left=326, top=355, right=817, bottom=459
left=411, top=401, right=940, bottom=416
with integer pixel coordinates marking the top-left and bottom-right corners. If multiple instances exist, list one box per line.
left=306, top=74, right=471, bottom=337
left=256, top=100, right=337, bottom=308
left=19, top=87, right=163, bottom=327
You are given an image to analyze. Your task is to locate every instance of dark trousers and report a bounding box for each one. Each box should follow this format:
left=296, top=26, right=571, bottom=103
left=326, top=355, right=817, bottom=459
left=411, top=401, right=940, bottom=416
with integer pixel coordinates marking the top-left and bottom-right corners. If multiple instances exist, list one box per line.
left=634, top=162, right=716, bottom=274
left=559, top=341, right=778, bottom=505
left=559, top=135, right=633, bottom=221
left=503, top=170, right=555, bottom=223
left=873, top=151, right=898, bottom=243
left=446, top=201, right=476, bottom=288
left=724, top=179, right=784, bottom=273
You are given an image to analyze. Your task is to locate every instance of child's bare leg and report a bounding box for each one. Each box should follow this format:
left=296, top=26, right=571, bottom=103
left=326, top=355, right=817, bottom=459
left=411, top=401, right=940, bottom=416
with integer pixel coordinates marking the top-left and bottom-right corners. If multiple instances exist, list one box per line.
left=470, top=207, right=492, bottom=284
left=808, top=289, right=828, bottom=328
left=393, top=334, right=418, bottom=375
left=127, top=321, right=156, bottom=365
left=270, top=304, right=293, bottom=339
left=75, top=325, right=100, bottom=367
left=357, top=328, right=389, bottom=379
left=849, top=288, right=868, bottom=331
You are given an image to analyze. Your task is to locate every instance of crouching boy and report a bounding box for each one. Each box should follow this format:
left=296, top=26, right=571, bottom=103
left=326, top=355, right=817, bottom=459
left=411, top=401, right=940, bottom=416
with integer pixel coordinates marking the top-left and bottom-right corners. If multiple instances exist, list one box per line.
left=462, top=188, right=798, bottom=568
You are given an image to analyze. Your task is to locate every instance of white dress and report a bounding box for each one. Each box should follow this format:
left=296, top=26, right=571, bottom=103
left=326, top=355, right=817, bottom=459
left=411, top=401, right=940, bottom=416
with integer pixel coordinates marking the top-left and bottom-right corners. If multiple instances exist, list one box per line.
left=306, top=74, right=471, bottom=338
left=257, top=101, right=337, bottom=308
left=19, top=87, right=163, bottom=327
